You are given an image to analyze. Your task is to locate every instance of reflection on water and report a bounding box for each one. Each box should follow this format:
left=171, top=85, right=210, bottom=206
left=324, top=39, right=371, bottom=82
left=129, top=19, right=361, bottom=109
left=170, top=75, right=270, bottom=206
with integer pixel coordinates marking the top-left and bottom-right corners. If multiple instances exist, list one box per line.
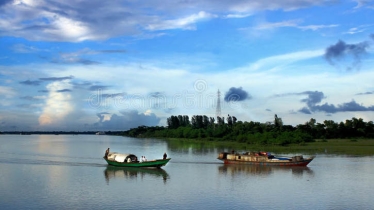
left=218, top=164, right=314, bottom=178
left=166, top=139, right=229, bottom=155
left=0, top=156, right=105, bottom=167
left=104, top=166, right=170, bottom=184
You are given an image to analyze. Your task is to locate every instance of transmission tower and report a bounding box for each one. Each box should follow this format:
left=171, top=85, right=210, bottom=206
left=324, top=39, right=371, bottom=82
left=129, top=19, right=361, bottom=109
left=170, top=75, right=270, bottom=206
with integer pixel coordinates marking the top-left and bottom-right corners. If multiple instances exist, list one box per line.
left=216, top=89, right=221, bottom=117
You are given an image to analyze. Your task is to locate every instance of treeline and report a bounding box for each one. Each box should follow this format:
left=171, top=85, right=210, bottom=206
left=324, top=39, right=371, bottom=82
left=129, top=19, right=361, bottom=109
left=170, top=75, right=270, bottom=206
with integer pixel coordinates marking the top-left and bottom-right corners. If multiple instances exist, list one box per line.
left=121, top=115, right=374, bottom=145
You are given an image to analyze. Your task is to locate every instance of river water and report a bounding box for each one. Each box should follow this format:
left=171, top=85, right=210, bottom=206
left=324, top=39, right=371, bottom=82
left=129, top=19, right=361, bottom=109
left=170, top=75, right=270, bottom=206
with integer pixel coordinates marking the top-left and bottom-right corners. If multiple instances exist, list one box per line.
left=0, top=135, right=373, bottom=210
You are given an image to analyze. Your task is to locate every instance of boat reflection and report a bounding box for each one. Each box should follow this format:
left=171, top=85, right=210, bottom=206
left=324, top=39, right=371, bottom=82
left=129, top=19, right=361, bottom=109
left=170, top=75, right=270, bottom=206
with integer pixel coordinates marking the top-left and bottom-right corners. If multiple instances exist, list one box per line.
left=104, top=166, right=170, bottom=184
left=218, top=164, right=314, bottom=178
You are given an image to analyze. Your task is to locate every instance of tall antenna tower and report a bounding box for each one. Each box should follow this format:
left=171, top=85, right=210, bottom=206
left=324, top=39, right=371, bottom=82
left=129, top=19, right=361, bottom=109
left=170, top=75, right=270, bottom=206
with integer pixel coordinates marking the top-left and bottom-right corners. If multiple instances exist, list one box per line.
left=216, top=89, right=221, bottom=117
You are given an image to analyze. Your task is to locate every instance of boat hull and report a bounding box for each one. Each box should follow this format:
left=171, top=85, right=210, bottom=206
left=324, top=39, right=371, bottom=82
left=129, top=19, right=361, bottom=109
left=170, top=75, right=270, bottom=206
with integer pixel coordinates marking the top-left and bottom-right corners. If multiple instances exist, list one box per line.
left=220, top=158, right=313, bottom=166
left=217, top=152, right=314, bottom=166
left=104, top=158, right=171, bottom=168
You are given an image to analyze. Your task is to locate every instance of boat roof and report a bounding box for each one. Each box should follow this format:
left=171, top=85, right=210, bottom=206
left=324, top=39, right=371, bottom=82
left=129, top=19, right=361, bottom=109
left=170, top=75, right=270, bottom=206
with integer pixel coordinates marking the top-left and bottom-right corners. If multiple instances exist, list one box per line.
left=108, top=152, right=136, bottom=157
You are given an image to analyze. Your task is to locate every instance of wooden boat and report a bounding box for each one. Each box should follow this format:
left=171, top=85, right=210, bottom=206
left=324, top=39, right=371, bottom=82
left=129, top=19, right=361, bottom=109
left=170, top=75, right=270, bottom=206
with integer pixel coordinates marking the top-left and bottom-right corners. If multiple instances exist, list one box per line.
left=217, top=151, right=314, bottom=166
left=103, top=152, right=171, bottom=168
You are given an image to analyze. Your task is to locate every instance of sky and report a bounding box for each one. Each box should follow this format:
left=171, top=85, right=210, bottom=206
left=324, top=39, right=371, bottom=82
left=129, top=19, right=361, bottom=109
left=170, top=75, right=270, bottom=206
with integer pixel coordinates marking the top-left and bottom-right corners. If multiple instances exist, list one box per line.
left=1, top=0, right=374, bottom=131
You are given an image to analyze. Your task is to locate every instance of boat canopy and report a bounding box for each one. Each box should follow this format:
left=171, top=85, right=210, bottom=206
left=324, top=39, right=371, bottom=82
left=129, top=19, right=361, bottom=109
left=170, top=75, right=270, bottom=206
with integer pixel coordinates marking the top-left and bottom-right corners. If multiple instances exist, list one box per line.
left=107, top=153, right=138, bottom=162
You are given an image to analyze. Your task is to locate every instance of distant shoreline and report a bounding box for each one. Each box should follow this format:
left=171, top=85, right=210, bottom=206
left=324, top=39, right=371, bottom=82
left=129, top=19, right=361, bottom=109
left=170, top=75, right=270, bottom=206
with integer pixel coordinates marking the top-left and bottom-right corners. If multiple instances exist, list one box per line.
left=163, top=138, right=374, bottom=156
left=2, top=132, right=373, bottom=156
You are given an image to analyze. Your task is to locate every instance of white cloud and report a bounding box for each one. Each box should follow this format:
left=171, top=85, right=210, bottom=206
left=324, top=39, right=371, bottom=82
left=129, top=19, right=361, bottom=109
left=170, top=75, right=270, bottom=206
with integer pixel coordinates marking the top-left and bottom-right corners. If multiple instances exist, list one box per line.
left=343, top=24, right=374, bottom=34
left=225, top=0, right=331, bottom=12
left=236, top=49, right=324, bottom=72
left=92, top=110, right=161, bottom=130
left=253, top=19, right=301, bottom=30
left=38, top=81, right=74, bottom=126
left=144, top=109, right=153, bottom=116
left=0, top=86, right=16, bottom=98
left=298, top=24, right=339, bottom=31
left=11, top=44, right=41, bottom=53
left=225, top=13, right=252, bottom=19
left=0, top=86, right=16, bottom=106
left=354, top=0, right=374, bottom=9
left=45, top=16, right=93, bottom=42
left=146, top=11, right=215, bottom=31
left=249, top=19, right=338, bottom=32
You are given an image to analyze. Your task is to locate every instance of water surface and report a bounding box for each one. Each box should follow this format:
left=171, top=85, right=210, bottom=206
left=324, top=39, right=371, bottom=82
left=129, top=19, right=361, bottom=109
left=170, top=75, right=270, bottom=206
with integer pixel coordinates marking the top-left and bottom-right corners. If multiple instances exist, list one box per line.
left=0, top=135, right=373, bottom=209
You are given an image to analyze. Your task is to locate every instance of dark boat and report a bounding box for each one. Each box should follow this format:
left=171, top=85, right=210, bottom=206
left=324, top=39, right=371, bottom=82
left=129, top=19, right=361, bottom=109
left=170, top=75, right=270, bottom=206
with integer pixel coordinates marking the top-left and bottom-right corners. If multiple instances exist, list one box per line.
left=103, top=152, right=171, bottom=168
left=217, top=151, right=314, bottom=166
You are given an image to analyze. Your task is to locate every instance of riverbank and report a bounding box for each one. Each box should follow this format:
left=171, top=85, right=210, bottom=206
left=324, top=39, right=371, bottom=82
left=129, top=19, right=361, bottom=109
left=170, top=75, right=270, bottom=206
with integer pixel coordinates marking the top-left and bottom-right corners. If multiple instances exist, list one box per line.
left=164, top=138, right=374, bottom=156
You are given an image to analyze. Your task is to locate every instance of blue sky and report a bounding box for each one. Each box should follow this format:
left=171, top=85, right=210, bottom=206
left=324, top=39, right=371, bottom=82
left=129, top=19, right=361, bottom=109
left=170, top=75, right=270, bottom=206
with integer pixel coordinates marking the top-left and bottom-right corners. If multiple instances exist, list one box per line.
left=1, top=0, right=374, bottom=131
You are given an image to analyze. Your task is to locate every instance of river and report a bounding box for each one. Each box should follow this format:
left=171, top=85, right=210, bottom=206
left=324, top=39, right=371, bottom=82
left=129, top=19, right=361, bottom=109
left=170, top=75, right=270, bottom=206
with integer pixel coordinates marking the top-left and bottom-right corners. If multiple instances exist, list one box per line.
left=0, top=135, right=373, bottom=210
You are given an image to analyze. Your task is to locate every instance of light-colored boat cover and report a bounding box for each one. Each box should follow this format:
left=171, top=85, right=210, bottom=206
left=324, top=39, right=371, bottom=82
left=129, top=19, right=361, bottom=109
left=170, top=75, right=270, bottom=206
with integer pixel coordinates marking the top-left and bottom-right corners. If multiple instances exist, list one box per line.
left=107, top=152, right=131, bottom=162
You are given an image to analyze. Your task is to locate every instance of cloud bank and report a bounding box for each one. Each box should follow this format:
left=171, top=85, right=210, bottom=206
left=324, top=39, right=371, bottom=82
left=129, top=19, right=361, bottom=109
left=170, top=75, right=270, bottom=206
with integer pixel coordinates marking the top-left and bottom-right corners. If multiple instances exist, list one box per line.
left=298, top=91, right=374, bottom=114
left=93, top=110, right=161, bottom=130
left=0, top=0, right=335, bottom=42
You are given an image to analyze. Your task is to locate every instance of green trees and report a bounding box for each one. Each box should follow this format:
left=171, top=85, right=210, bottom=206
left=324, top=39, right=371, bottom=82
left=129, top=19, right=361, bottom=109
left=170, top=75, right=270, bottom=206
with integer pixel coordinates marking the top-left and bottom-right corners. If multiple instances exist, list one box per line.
left=122, top=116, right=373, bottom=146
left=167, top=115, right=190, bottom=129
